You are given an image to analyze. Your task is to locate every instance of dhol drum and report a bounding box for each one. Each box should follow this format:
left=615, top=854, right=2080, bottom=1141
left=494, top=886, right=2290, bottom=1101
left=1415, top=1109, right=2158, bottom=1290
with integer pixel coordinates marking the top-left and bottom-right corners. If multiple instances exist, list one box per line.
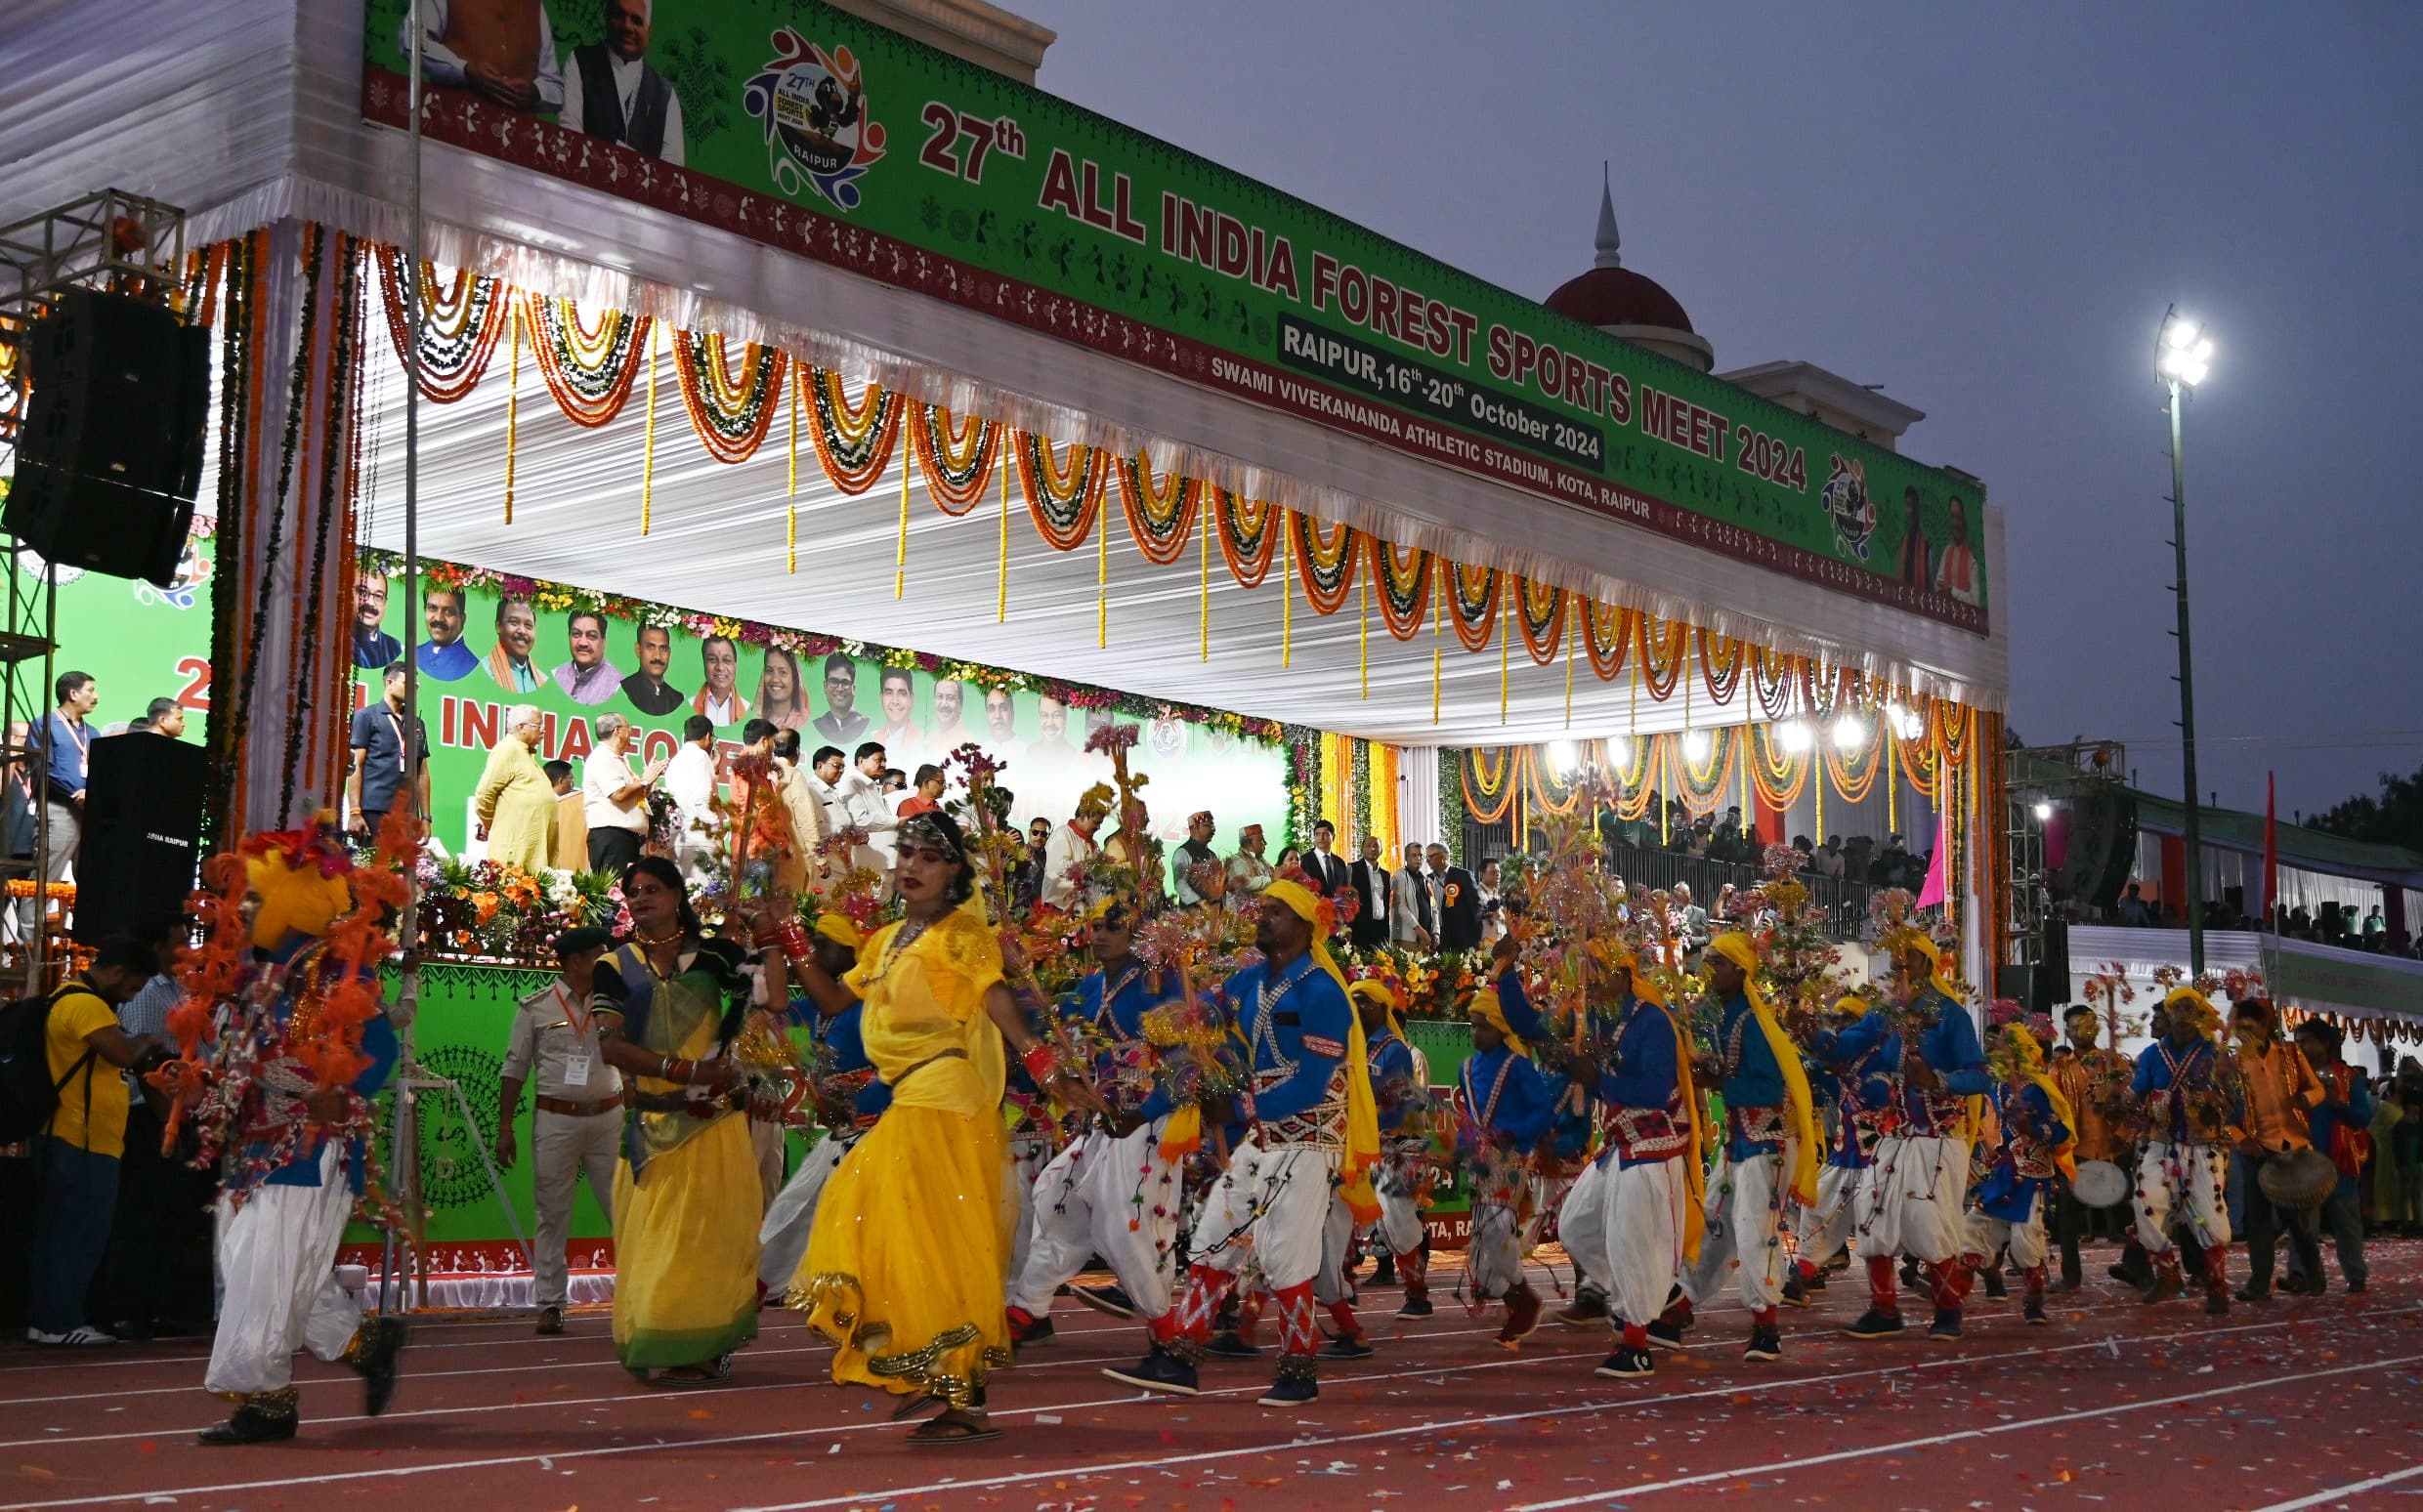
left=2071, top=1158, right=2130, bottom=1209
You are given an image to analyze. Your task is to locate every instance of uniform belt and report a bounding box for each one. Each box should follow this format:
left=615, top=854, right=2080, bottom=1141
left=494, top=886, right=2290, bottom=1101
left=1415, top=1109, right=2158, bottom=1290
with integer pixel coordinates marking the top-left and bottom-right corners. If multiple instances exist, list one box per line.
left=535, top=1092, right=624, bottom=1117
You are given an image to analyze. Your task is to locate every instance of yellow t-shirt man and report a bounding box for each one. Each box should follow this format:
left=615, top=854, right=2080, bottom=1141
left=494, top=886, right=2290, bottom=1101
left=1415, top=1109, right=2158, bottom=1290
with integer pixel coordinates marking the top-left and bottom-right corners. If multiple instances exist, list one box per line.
left=44, top=985, right=130, bottom=1158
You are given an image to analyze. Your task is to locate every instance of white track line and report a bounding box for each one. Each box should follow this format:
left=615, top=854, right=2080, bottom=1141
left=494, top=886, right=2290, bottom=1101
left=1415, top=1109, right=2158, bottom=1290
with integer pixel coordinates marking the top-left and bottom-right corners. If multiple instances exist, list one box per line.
left=732, top=1325, right=2423, bottom=1512
left=1502, top=1351, right=2423, bottom=1509
left=2249, top=1463, right=2423, bottom=1512
left=10, top=1304, right=2394, bottom=1512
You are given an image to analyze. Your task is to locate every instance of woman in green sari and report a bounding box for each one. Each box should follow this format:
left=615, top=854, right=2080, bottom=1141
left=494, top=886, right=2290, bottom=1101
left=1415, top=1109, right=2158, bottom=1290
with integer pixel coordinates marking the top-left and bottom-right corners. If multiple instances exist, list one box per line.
left=592, top=857, right=767, bottom=1384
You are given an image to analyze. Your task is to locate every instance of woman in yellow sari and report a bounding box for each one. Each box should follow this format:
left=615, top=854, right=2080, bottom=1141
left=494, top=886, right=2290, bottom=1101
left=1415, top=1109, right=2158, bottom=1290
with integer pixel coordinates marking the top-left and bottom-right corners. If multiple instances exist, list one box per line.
left=591, top=857, right=766, bottom=1384
left=770, top=809, right=1105, bottom=1445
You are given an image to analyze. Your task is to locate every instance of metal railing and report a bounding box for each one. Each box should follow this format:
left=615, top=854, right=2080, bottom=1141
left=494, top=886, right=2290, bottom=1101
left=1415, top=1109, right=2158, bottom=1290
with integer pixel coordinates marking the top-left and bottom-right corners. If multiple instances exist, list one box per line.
left=1599, top=839, right=1880, bottom=942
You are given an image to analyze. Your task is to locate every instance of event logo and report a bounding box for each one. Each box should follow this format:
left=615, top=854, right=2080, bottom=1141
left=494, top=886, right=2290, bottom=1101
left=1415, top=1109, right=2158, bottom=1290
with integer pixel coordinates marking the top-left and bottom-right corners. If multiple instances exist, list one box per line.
left=744, top=33, right=886, bottom=211
left=1819, top=455, right=1875, bottom=561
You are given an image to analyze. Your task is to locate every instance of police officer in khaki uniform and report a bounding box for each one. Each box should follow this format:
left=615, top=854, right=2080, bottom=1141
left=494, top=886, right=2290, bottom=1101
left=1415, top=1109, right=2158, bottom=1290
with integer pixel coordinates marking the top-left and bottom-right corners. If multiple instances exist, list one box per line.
left=496, top=925, right=623, bottom=1334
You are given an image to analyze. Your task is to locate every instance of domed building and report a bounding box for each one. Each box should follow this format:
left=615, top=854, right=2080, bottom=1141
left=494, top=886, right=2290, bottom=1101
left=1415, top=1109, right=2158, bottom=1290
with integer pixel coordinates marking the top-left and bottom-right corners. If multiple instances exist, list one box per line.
left=1543, top=170, right=1714, bottom=373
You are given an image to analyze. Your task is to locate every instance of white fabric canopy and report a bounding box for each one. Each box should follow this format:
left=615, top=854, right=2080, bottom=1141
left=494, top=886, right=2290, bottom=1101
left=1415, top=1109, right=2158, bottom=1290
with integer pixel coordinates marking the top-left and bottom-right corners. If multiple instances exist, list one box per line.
left=4, top=0, right=2011, bottom=746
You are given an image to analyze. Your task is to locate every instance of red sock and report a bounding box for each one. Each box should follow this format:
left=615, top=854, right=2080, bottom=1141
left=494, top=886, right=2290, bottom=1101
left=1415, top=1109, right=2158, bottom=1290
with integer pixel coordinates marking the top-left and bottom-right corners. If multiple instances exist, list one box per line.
left=2023, top=1265, right=2047, bottom=1303
left=1751, top=1306, right=1777, bottom=1328
left=1796, top=1257, right=1818, bottom=1282
left=1928, top=1258, right=1977, bottom=1311
left=1326, top=1298, right=1363, bottom=1342
left=1621, top=1320, right=1648, bottom=1348
left=1866, top=1253, right=1899, bottom=1307
left=1146, top=1311, right=1180, bottom=1344
left=1172, top=1264, right=1229, bottom=1343
left=1234, top=1288, right=1267, bottom=1345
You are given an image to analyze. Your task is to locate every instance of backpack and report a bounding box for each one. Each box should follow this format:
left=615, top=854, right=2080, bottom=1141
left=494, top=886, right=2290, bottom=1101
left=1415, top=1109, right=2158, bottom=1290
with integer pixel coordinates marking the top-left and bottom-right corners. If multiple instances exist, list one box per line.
left=0, top=986, right=93, bottom=1145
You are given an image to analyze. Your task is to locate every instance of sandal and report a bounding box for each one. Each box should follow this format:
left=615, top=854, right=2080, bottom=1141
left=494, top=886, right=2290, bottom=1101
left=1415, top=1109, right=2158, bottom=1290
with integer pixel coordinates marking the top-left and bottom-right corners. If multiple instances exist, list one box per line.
left=908, top=1408, right=1000, bottom=1446
left=889, top=1390, right=950, bottom=1423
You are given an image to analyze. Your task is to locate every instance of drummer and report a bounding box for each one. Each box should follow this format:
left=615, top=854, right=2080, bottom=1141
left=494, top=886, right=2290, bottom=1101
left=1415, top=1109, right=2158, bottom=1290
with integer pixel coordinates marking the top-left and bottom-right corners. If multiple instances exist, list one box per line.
left=2229, top=999, right=2326, bottom=1303
left=2050, top=1004, right=2135, bottom=1291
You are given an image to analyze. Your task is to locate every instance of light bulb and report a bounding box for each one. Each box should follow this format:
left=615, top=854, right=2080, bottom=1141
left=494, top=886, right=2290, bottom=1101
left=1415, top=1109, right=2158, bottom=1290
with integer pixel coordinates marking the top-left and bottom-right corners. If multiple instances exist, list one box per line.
left=1547, top=739, right=1578, bottom=778
left=1832, top=714, right=1866, bottom=750
left=1778, top=720, right=1812, bottom=754
left=2032, top=801, right=2054, bottom=821
left=1681, top=728, right=1712, bottom=762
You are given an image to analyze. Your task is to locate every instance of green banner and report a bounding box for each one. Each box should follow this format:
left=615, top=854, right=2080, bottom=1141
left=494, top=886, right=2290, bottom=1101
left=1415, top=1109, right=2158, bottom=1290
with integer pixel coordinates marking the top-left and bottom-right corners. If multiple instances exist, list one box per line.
left=360, top=1, right=1986, bottom=632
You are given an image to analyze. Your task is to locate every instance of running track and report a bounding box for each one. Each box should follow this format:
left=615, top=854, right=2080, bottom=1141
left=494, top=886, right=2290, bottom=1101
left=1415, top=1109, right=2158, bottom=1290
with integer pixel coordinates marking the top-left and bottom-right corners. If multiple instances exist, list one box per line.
left=2, top=1241, right=2417, bottom=1511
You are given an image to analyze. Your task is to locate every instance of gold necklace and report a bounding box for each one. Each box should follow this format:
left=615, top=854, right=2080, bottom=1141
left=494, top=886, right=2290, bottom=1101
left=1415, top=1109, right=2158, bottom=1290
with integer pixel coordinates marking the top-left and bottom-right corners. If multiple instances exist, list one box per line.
left=857, top=916, right=936, bottom=993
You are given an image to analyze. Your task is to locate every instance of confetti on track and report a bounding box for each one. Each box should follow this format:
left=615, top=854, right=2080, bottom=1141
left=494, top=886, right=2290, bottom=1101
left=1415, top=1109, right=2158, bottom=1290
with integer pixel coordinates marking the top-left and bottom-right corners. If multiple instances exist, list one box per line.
left=2, top=1243, right=2418, bottom=1512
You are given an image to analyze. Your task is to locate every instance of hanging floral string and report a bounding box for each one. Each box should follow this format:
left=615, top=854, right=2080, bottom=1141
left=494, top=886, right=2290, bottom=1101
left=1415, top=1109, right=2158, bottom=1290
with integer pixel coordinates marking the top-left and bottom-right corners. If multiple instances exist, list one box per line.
left=1672, top=728, right=1738, bottom=817
left=1095, top=488, right=1109, bottom=647
left=1749, top=644, right=1799, bottom=723
left=1497, top=591, right=1510, bottom=721
left=670, top=329, right=786, bottom=464
left=1290, top=511, right=1358, bottom=615
left=998, top=445, right=1012, bottom=620
left=500, top=296, right=521, bottom=524
left=1118, top=451, right=1198, bottom=563
left=1359, top=574, right=1370, bottom=698
left=786, top=374, right=800, bottom=572
left=638, top=320, right=659, bottom=534
left=1370, top=539, right=1431, bottom=639
left=894, top=454, right=911, bottom=599
left=809, top=369, right=904, bottom=493
left=912, top=404, right=1001, bottom=514
left=1280, top=508, right=1295, bottom=668
left=1747, top=722, right=1811, bottom=810
left=1197, top=487, right=1210, bottom=660
left=526, top=296, right=653, bottom=427
left=1822, top=709, right=1886, bottom=803
left=372, top=246, right=507, bottom=402
left=1463, top=747, right=1516, bottom=824
left=1214, top=490, right=1282, bottom=586
left=1430, top=582, right=1443, bottom=726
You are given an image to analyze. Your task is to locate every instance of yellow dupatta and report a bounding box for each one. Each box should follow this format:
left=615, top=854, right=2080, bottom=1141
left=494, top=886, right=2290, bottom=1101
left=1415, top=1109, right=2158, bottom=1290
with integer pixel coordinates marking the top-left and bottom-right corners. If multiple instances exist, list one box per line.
left=1709, top=933, right=1819, bottom=1205
left=1608, top=941, right=1707, bottom=1266
left=1264, top=879, right=1382, bottom=1223
left=1901, top=934, right=1988, bottom=1143
left=2001, top=1024, right=2079, bottom=1181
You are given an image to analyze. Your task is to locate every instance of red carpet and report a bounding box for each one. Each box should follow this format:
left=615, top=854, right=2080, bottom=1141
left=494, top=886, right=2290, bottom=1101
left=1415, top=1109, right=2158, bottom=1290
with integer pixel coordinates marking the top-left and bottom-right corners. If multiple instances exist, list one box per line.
left=3, top=1241, right=2418, bottom=1511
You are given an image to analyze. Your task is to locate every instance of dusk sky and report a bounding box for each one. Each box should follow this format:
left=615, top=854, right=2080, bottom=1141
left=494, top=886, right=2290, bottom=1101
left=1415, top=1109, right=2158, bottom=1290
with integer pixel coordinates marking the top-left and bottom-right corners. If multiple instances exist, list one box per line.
left=1024, top=1, right=2423, bottom=824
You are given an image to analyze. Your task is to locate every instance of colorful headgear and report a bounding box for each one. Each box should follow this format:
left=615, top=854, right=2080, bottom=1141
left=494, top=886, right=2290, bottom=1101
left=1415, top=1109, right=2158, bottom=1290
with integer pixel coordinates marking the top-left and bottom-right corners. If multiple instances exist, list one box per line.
left=2000, top=1024, right=2079, bottom=1180
left=1075, top=783, right=1116, bottom=819
left=2165, top=986, right=2222, bottom=1038
left=1188, top=810, right=1214, bottom=828
left=1468, top=986, right=1526, bottom=1056
left=1835, top=993, right=1873, bottom=1020
left=1348, top=976, right=1409, bottom=1043
left=1894, top=931, right=1963, bottom=1000
left=813, top=913, right=863, bottom=951
left=897, top=809, right=966, bottom=862
left=1262, top=876, right=1382, bottom=1223
left=1594, top=939, right=1665, bottom=1007
left=1086, top=894, right=1137, bottom=932
left=1704, top=931, right=1819, bottom=1207
left=244, top=837, right=353, bottom=951
left=1239, top=822, right=1265, bottom=843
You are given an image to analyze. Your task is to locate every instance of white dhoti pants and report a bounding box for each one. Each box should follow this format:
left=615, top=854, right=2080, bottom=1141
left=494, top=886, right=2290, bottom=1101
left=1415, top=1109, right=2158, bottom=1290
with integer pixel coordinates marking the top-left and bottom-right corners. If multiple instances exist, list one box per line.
left=1559, top=1156, right=1613, bottom=1296
left=1313, top=1192, right=1361, bottom=1307
left=1965, top=1191, right=2050, bottom=1269
left=1524, top=1172, right=1573, bottom=1252
left=1007, top=1118, right=1183, bottom=1319
left=1682, top=1143, right=1795, bottom=1312
left=531, top=1108, right=620, bottom=1308
left=1793, top=1161, right=1868, bottom=1274
left=1599, top=1157, right=1688, bottom=1328
left=203, top=1146, right=363, bottom=1399
left=1003, top=1131, right=1054, bottom=1284
left=2135, top=1140, right=2232, bottom=1253
left=1374, top=1149, right=1428, bottom=1258
left=1186, top=1137, right=1335, bottom=1292
left=1860, top=1135, right=1972, bottom=1265
left=755, top=1127, right=858, bottom=1293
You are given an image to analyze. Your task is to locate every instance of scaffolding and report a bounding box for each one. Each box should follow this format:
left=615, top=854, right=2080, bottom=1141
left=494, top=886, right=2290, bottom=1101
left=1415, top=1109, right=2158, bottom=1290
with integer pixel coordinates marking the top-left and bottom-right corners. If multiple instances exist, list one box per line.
left=0, top=189, right=189, bottom=991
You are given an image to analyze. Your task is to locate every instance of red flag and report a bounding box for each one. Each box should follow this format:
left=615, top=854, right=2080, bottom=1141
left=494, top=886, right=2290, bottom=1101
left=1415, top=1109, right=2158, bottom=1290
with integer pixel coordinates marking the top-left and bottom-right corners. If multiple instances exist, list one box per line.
left=2262, top=771, right=2278, bottom=926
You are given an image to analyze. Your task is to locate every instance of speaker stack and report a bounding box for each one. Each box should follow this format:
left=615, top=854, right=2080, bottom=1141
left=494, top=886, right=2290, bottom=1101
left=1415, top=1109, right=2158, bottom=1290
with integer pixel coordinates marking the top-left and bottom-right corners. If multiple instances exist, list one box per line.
left=2055, top=789, right=2140, bottom=911
left=70, top=732, right=206, bottom=945
left=4, top=287, right=210, bottom=587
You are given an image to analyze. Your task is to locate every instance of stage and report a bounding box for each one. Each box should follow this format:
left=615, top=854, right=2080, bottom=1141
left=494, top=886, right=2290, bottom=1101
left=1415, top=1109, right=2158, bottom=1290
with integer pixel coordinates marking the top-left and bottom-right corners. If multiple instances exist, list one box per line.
left=3, top=1242, right=2415, bottom=1512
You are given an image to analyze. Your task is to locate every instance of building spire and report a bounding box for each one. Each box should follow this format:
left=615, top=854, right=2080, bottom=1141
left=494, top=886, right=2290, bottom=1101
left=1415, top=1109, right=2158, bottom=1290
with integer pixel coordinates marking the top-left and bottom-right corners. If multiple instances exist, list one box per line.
left=1594, top=161, right=1622, bottom=271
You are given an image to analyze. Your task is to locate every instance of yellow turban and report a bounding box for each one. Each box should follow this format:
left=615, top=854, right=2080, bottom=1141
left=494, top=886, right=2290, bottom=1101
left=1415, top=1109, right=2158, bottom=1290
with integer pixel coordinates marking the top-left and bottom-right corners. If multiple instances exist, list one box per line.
left=1707, top=932, right=1819, bottom=1206
left=1264, top=878, right=1382, bottom=1223
left=1467, top=986, right=1527, bottom=1058
left=1898, top=933, right=1963, bottom=1001
left=2165, top=985, right=2221, bottom=1039
left=1348, top=977, right=1408, bottom=1045
left=1602, top=939, right=1666, bottom=1008
left=245, top=850, right=352, bottom=952
left=1836, top=994, right=1872, bottom=1020
left=2001, top=1024, right=2078, bottom=1181
left=813, top=913, right=862, bottom=951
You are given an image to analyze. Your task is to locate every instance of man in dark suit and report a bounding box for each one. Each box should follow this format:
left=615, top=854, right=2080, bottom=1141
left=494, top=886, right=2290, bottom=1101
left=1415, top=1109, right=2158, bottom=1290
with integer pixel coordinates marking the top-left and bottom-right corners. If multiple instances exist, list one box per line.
left=1427, top=842, right=1483, bottom=953
left=1301, top=819, right=1350, bottom=899
left=1346, top=834, right=1390, bottom=951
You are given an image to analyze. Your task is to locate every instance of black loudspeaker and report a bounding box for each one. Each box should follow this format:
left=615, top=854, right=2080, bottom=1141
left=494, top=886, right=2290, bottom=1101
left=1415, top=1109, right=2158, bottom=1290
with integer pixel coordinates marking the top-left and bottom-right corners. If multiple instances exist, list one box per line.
left=5, top=288, right=209, bottom=586
left=71, top=731, right=206, bottom=945
left=2056, top=789, right=2139, bottom=910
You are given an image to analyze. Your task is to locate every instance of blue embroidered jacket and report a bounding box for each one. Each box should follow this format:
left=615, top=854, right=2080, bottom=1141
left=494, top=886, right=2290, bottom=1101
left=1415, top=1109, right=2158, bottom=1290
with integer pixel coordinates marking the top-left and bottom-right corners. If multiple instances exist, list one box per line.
left=1592, top=995, right=1689, bottom=1166
left=1367, top=1027, right=1418, bottom=1134
left=1714, top=990, right=1787, bottom=1158
left=1219, top=952, right=1352, bottom=1131
left=1973, top=1082, right=2070, bottom=1221
left=247, top=941, right=402, bottom=1195
left=1812, top=1012, right=1901, bottom=1168
left=1457, top=1043, right=1554, bottom=1148
left=1900, top=988, right=1990, bottom=1137
left=2129, top=1036, right=2232, bottom=1145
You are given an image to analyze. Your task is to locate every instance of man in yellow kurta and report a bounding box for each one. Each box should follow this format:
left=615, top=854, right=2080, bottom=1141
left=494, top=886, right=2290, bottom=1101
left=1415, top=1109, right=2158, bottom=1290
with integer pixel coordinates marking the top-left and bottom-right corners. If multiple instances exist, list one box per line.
left=475, top=704, right=555, bottom=871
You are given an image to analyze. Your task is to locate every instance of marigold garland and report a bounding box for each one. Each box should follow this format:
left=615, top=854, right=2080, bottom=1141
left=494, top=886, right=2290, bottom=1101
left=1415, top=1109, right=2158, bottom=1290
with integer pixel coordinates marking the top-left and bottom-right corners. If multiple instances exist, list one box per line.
left=372, top=247, right=507, bottom=403
left=1370, top=539, right=1431, bottom=639
left=1698, top=629, right=1746, bottom=706
left=1214, top=491, right=1282, bottom=587
left=1515, top=576, right=1566, bottom=665
left=1637, top=614, right=1688, bottom=700
left=1747, top=721, right=1812, bottom=810
left=1821, top=712, right=1886, bottom=803
left=1581, top=600, right=1634, bottom=681
left=809, top=368, right=904, bottom=493
left=1117, top=452, right=1197, bottom=563
left=1671, top=727, right=1739, bottom=815
left=671, top=329, right=786, bottom=464
left=1462, top=746, right=1516, bottom=825
left=1448, top=563, right=1501, bottom=651
left=913, top=404, right=1001, bottom=514
left=1749, top=644, right=1800, bottom=724
left=1291, top=510, right=1358, bottom=615
left=1014, top=430, right=1106, bottom=551
left=526, top=295, right=653, bottom=428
